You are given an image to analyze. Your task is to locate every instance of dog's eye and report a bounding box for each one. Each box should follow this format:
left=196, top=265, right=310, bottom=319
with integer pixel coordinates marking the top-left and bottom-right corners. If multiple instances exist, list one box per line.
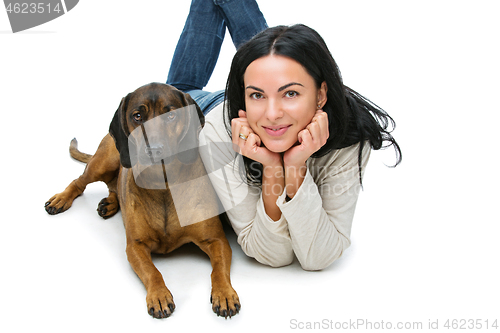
left=166, top=111, right=176, bottom=122
left=132, top=112, right=142, bottom=122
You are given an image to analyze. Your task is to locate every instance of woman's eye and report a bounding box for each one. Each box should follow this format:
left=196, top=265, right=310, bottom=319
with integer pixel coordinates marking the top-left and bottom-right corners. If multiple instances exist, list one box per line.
left=285, top=91, right=298, bottom=98
left=250, top=92, right=263, bottom=100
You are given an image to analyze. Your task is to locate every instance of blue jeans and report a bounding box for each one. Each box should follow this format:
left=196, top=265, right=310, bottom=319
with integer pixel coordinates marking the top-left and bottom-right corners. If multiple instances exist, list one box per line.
left=166, top=0, right=267, bottom=115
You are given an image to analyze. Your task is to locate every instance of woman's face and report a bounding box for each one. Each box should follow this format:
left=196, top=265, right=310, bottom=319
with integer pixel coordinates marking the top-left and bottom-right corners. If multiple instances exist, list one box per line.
left=243, top=54, right=327, bottom=153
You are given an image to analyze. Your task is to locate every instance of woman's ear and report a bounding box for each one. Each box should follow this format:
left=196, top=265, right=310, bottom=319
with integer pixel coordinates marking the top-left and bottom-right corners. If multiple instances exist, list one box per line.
left=317, top=81, right=328, bottom=108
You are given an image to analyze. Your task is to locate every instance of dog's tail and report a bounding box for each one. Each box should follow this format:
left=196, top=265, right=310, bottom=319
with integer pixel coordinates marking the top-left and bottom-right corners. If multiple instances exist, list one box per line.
left=69, top=138, right=93, bottom=163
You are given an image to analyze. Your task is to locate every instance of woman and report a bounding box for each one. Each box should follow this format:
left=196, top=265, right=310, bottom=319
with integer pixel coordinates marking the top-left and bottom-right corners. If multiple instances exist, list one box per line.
left=167, top=0, right=401, bottom=270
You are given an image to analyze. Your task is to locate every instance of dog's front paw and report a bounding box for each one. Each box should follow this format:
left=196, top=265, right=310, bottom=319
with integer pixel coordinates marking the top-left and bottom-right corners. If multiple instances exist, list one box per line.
left=97, top=192, right=119, bottom=219
left=45, top=192, right=76, bottom=215
left=146, top=287, right=175, bottom=319
left=210, top=287, right=240, bottom=319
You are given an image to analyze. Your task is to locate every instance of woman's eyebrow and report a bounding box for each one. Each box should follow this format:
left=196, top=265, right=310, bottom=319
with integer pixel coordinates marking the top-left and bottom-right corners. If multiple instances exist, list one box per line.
left=245, top=82, right=304, bottom=93
left=278, top=82, right=304, bottom=92
left=245, top=85, right=264, bottom=92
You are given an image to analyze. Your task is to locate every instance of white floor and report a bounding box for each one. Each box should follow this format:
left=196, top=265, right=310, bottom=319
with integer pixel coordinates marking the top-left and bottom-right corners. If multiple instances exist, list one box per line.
left=2, top=1, right=499, bottom=332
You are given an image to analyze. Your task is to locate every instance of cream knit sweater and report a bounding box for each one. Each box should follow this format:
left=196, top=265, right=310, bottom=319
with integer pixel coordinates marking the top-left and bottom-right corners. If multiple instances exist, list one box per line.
left=199, top=103, right=370, bottom=270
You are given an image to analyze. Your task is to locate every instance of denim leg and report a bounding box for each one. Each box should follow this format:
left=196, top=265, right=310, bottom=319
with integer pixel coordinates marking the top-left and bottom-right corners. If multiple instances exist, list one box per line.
left=214, top=0, right=268, bottom=49
left=167, top=0, right=227, bottom=91
left=167, top=0, right=268, bottom=115
left=185, top=89, right=226, bottom=115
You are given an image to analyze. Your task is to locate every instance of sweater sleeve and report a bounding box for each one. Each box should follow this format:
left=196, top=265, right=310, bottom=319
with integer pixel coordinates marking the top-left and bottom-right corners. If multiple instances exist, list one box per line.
left=277, top=142, right=370, bottom=270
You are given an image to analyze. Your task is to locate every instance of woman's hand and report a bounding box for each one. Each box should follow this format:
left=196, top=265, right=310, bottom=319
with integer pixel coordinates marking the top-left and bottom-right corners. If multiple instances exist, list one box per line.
left=281, top=109, right=329, bottom=199
left=283, top=109, right=329, bottom=168
left=231, top=110, right=282, bottom=167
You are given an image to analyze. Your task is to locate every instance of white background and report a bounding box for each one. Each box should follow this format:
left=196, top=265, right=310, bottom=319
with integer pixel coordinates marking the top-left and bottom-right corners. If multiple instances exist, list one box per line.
left=1, top=0, right=499, bottom=332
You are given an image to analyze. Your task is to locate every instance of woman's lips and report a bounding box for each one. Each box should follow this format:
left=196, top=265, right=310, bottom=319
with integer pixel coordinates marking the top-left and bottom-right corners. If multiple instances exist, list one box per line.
left=263, top=125, right=292, bottom=137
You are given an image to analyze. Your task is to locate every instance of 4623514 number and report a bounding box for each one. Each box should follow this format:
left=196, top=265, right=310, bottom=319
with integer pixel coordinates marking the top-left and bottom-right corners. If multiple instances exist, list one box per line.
left=6, top=2, right=62, bottom=14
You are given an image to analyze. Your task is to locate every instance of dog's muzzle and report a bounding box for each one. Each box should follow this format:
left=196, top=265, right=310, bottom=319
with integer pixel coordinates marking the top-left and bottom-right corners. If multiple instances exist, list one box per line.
left=144, top=143, right=165, bottom=162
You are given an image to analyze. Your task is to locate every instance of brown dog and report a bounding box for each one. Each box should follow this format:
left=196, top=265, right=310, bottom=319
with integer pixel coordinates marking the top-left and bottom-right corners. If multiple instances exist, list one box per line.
left=45, top=83, right=240, bottom=319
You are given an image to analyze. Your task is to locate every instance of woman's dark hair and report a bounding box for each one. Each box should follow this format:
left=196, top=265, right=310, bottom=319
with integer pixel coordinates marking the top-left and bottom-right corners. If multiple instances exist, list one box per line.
left=224, top=24, right=401, bottom=186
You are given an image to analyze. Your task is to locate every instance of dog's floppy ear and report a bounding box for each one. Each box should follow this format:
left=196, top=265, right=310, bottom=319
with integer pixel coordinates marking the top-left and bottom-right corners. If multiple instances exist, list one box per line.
left=109, top=94, right=133, bottom=168
left=185, top=92, right=205, bottom=128
left=176, top=91, right=204, bottom=164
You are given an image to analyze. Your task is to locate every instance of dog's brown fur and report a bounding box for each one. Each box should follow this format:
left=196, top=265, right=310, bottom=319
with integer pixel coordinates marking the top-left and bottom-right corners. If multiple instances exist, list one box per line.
left=45, top=83, right=240, bottom=319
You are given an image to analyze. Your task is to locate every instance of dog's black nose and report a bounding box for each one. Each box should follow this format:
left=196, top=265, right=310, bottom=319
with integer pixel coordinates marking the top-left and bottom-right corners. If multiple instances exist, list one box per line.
left=145, top=144, right=164, bottom=158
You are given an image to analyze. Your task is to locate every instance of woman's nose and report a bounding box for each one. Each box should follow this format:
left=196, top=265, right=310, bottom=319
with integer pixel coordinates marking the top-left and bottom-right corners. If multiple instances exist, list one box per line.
left=265, top=99, right=283, bottom=121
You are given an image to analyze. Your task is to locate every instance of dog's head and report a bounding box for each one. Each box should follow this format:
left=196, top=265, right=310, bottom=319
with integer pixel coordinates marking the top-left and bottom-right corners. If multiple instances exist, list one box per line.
left=109, top=83, right=204, bottom=168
